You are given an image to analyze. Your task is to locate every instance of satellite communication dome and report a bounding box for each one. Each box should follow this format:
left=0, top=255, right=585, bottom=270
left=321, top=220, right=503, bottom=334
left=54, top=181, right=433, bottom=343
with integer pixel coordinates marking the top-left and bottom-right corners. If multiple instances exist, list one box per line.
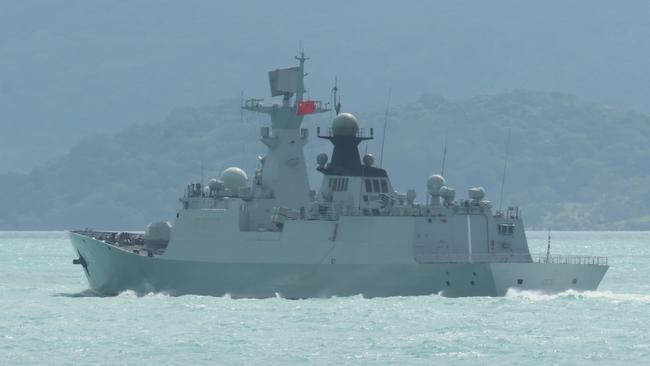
left=363, top=153, right=375, bottom=166
left=220, top=167, right=248, bottom=192
left=317, top=153, right=329, bottom=167
left=468, top=187, right=486, bottom=201
left=208, top=178, right=224, bottom=192
left=427, top=174, right=447, bottom=195
left=331, top=112, right=359, bottom=136
left=439, top=186, right=456, bottom=201
left=406, top=189, right=416, bottom=204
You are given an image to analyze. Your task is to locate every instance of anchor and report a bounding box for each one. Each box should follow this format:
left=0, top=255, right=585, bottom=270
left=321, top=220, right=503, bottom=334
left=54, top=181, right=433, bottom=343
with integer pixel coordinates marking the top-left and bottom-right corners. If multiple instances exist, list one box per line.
left=73, top=251, right=89, bottom=275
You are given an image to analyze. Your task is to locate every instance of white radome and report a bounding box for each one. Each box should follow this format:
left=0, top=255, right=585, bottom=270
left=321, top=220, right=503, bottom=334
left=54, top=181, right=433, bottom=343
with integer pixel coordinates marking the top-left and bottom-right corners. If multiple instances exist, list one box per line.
left=427, top=174, right=446, bottom=195
left=439, top=185, right=456, bottom=201
left=331, top=112, right=359, bottom=136
left=468, top=187, right=486, bottom=201
left=363, top=153, right=375, bottom=166
left=220, top=167, right=248, bottom=192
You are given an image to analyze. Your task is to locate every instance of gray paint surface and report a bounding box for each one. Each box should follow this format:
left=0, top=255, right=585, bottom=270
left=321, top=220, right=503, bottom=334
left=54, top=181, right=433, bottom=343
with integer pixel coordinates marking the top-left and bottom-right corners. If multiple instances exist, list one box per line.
left=68, top=54, right=608, bottom=297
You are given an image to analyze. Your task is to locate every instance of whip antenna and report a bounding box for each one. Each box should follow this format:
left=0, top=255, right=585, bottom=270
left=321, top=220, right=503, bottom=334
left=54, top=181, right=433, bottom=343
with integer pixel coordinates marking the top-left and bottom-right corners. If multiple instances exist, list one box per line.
left=498, top=127, right=512, bottom=213
left=357, top=142, right=369, bottom=214
left=240, top=91, right=244, bottom=123
left=546, top=228, right=552, bottom=263
left=331, top=77, right=341, bottom=117
left=440, top=134, right=448, bottom=176
left=379, top=88, right=392, bottom=168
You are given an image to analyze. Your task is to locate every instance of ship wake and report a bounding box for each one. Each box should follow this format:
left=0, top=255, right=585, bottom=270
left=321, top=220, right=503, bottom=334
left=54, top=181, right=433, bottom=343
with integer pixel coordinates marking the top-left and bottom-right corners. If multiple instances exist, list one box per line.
left=505, top=288, right=650, bottom=303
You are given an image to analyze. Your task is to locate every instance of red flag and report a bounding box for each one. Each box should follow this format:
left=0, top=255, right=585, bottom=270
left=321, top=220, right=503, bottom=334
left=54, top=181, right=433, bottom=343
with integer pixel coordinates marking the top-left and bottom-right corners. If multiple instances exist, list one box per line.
left=296, top=100, right=315, bottom=115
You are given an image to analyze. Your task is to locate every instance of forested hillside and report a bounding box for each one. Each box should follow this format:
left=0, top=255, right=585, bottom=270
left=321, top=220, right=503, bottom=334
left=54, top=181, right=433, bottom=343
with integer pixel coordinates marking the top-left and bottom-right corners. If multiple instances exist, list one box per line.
left=3, top=1, right=650, bottom=173
left=1, top=91, right=649, bottom=230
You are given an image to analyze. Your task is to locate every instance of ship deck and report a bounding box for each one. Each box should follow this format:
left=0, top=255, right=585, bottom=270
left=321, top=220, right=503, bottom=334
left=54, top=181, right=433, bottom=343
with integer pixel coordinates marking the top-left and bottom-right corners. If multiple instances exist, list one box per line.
left=71, top=230, right=164, bottom=257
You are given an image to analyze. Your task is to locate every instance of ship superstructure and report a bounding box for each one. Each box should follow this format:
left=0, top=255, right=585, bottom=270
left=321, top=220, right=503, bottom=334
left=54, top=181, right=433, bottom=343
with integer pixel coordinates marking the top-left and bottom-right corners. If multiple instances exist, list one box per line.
left=69, top=53, right=608, bottom=298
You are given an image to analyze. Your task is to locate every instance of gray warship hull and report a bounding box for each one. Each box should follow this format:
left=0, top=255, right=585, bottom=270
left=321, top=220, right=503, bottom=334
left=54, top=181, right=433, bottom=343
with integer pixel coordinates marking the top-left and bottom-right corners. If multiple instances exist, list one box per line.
left=69, top=53, right=609, bottom=298
left=70, top=232, right=608, bottom=298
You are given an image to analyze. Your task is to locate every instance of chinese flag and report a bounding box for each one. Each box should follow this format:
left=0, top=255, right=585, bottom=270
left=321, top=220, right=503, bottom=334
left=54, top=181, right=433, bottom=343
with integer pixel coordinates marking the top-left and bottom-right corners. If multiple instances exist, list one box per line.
left=296, top=100, right=316, bottom=115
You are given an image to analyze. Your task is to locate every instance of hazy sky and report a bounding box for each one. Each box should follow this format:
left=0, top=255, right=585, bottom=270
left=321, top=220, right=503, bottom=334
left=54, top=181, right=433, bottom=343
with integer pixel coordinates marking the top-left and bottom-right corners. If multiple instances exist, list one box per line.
left=2, top=0, right=650, bottom=173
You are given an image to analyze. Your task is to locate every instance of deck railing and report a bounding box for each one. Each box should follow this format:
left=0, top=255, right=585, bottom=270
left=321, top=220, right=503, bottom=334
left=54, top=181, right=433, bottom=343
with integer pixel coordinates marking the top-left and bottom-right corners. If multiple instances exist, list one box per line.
left=532, top=254, right=608, bottom=266
left=417, top=253, right=608, bottom=266
left=417, top=253, right=531, bottom=264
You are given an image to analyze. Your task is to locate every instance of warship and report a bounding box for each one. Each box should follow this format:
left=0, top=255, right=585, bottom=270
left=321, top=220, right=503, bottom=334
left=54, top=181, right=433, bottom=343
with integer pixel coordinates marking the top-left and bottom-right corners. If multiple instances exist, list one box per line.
left=70, top=53, right=608, bottom=298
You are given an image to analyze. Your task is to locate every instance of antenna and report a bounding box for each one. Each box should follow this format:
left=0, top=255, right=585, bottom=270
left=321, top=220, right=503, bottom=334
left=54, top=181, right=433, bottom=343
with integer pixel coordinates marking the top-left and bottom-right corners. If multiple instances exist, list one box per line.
left=200, top=160, right=204, bottom=187
left=546, top=227, right=552, bottom=263
left=379, top=88, right=392, bottom=168
left=440, top=134, right=448, bottom=176
left=240, top=91, right=244, bottom=123
left=357, top=142, right=369, bottom=214
left=497, top=127, right=512, bottom=212
left=331, top=77, right=341, bottom=117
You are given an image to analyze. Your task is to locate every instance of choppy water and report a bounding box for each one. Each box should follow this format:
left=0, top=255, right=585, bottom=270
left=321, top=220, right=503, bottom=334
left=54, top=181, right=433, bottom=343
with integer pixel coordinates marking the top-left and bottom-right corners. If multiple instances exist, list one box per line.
left=0, top=231, right=648, bottom=365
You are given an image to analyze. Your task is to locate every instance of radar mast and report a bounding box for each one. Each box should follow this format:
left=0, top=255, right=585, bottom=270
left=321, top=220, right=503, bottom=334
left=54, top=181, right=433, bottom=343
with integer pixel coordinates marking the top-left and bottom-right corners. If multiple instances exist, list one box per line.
left=240, top=52, right=329, bottom=209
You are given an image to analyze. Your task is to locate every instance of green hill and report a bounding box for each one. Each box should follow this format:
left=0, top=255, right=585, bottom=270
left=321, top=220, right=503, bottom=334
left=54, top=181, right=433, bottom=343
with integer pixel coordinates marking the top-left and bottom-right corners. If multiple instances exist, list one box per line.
left=1, top=91, right=649, bottom=230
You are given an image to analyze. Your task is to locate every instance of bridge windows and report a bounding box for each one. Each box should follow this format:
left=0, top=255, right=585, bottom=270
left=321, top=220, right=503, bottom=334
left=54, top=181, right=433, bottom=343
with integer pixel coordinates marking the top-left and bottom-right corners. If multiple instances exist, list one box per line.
left=498, top=223, right=515, bottom=235
left=364, top=178, right=390, bottom=193
left=372, top=179, right=380, bottom=192
left=328, top=177, right=349, bottom=192
left=380, top=180, right=388, bottom=193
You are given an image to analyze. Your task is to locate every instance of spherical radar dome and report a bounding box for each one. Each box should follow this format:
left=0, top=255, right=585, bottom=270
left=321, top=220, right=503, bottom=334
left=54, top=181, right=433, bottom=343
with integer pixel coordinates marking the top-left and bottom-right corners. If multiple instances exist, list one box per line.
left=208, top=178, right=221, bottom=190
left=439, top=186, right=456, bottom=200
left=363, top=153, right=375, bottom=166
left=427, top=174, right=447, bottom=195
left=468, top=187, right=486, bottom=201
left=316, top=153, right=329, bottom=167
left=332, top=112, right=359, bottom=136
left=220, top=167, right=248, bottom=192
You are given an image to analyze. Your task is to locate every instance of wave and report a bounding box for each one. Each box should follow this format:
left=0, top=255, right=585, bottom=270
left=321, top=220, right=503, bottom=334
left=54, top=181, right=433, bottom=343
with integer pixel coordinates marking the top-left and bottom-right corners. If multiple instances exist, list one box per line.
left=505, top=288, right=650, bottom=303
left=116, top=289, right=178, bottom=298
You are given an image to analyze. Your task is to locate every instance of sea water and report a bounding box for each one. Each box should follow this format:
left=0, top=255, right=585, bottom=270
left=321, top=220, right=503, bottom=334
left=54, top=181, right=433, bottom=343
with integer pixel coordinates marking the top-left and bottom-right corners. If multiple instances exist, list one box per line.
left=0, top=231, right=648, bottom=365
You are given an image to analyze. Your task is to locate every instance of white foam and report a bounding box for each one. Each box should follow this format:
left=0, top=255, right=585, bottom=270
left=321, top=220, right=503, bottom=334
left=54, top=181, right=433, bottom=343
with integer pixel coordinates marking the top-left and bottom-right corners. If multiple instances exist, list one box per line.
left=505, top=288, right=650, bottom=303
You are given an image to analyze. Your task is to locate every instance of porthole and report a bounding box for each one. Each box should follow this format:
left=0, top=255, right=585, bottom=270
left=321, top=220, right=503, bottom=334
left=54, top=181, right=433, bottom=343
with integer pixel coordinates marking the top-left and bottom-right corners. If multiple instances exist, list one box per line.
left=446, top=281, right=451, bottom=287
left=470, top=280, right=475, bottom=286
